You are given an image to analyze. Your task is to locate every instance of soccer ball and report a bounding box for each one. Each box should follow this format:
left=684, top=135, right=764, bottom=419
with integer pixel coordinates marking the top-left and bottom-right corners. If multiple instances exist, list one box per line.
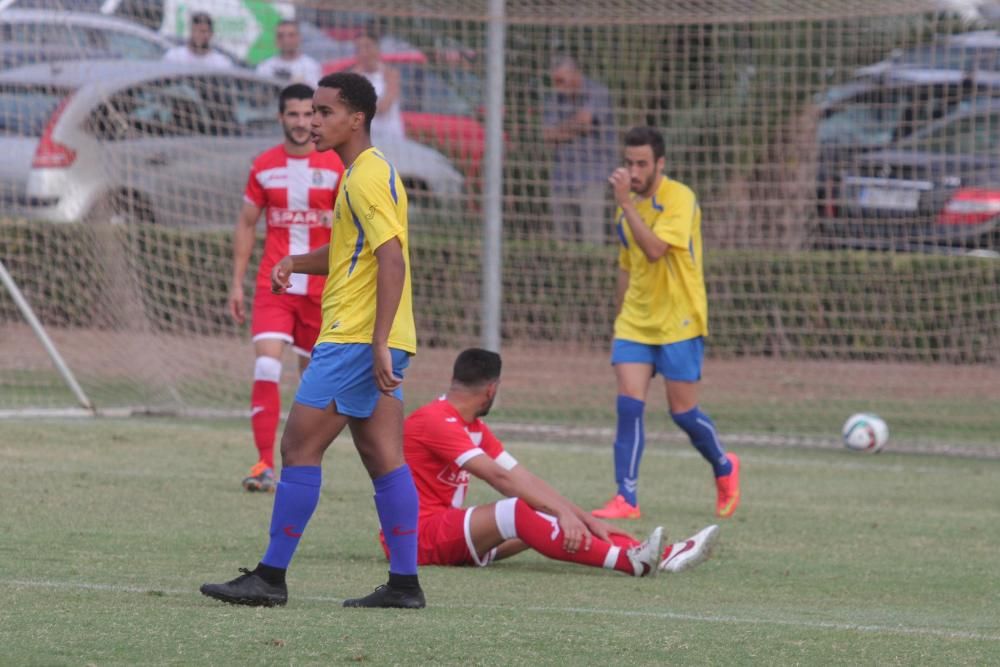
left=842, top=413, right=889, bottom=453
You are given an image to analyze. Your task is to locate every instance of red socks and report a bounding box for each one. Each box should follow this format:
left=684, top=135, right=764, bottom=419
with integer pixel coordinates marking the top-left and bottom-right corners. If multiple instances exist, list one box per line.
left=250, top=380, right=279, bottom=469
left=512, top=499, right=635, bottom=575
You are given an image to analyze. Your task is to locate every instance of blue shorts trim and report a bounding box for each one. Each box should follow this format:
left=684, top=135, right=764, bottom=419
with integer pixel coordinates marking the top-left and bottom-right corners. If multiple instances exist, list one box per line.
left=611, top=337, right=704, bottom=382
left=295, top=343, right=410, bottom=417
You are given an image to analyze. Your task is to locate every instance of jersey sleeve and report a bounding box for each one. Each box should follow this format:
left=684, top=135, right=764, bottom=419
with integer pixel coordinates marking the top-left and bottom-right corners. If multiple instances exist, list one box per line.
left=243, top=160, right=266, bottom=208
left=345, top=162, right=403, bottom=251
left=480, top=423, right=518, bottom=470
left=651, top=186, right=698, bottom=250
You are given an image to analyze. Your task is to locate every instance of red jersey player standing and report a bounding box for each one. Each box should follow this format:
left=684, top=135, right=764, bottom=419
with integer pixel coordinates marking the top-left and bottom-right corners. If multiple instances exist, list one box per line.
left=390, top=348, right=720, bottom=577
left=228, top=83, right=345, bottom=492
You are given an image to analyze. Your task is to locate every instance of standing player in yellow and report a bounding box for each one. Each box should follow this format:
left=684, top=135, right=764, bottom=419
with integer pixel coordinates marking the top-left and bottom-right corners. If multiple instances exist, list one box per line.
left=201, top=72, right=424, bottom=609
left=592, top=126, right=741, bottom=521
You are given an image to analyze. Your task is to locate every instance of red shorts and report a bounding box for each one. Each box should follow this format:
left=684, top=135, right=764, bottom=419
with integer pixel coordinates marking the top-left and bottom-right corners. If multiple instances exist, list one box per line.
left=379, top=508, right=495, bottom=567
left=250, top=290, right=322, bottom=356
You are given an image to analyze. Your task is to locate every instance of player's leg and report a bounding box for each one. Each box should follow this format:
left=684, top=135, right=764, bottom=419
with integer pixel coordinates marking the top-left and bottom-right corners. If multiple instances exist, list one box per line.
left=339, top=348, right=424, bottom=609
left=200, top=400, right=348, bottom=606
left=660, top=338, right=740, bottom=517
left=242, top=339, right=286, bottom=492
left=245, top=291, right=297, bottom=491
left=477, top=499, right=661, bottom=576
left=594, top=340, right=655, bottom=518
left=201, top=344, right=352, bottom=606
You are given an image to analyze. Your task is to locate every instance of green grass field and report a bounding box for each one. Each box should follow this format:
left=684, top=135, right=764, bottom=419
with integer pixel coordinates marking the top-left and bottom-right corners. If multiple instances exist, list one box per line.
left=2, top=418, right=999, bottom=665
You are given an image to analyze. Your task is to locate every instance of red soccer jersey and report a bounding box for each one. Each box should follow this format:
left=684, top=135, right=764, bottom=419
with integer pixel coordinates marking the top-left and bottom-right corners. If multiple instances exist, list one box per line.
left=404, top=397, right=510, bottom=520
left=243, top=145, right=344, bottom=297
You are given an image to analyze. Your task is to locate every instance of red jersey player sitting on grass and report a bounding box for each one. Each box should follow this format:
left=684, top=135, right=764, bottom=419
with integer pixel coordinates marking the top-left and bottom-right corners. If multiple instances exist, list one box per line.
left=384, top=348, right=719, bottom=576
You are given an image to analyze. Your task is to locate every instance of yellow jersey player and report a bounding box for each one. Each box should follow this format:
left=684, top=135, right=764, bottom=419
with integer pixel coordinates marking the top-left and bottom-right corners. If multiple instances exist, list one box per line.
left=592, top=126, right=741, bottom=521
left=201, top=72, right=424, bottom=610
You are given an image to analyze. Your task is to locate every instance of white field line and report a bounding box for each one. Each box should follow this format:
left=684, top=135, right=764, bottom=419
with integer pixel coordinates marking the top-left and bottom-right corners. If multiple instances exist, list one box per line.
left=0, top=443, right=969, bottom=479
left=3, top=577, right=999, bottom=643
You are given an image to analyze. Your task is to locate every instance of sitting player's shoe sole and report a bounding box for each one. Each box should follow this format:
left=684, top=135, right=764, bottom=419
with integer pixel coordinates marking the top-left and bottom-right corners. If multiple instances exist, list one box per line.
left=625, top=526, right=663, bottom=577
left=591, top=494, right=641, bottom=519
left=342, top=584, right=426, bottom=609
left=199, top=568, right=287, bottom=607
left=659, top=524, right=719, bottom=573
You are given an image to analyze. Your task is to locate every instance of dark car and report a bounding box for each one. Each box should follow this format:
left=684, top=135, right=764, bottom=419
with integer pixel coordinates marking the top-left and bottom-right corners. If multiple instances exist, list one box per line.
left=832, top=96, right=1000, bottom=253
left=855, top=30, right=1000, bottom=79
left=815, top=68, right=979, bottom=218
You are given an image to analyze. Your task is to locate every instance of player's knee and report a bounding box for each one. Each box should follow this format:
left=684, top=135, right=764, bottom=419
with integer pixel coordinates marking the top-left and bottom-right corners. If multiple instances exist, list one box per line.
left=494, top=497, right=520, bottom=540
left=254, top=356, right=282, bottom=383
left=671, top=406, right=703, bottom=433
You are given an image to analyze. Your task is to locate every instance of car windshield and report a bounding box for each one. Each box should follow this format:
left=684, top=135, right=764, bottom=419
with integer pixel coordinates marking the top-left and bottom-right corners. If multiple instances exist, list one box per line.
left=907, top=111, right=1000, bottom=154
left=818, top=85, right=962, bottom=147
left=0, top=84, right=70, bottom=137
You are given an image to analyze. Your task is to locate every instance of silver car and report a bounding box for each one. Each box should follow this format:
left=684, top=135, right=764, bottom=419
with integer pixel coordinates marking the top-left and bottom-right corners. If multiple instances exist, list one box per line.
left=0, top=9, right=173, bottom=69
left=0, top=60, right=464, bottom=227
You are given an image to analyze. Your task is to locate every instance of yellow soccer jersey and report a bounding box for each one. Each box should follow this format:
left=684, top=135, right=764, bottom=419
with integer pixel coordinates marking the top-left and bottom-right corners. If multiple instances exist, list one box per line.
left=315, top=147, right=416, bottom=353
left=614, top=176, right=708, bottom=345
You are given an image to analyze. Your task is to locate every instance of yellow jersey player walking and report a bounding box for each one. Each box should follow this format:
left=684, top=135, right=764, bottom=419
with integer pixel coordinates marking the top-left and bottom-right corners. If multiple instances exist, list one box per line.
left=592, top=126, right=741, bottom=521
left=201, top=72, right=424, bottom=609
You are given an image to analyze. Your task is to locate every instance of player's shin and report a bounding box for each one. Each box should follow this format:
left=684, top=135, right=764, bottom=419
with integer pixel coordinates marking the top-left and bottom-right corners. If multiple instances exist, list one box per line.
left=504, top=498, right=636, bottom=575
left=259, top=466, right=322, bottom=571
left=613, top=395, right=645, bottom=505
left=671, top=406, right=732, bottom=477
left=373, top=464, right=420, bottom=585
left=251, top=356, right=282, bottom=468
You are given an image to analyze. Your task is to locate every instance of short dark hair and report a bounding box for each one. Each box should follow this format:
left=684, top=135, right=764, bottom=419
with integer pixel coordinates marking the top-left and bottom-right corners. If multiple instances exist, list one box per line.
left=624, top=126, right=665, bottom=161
left=317, top=72, right=377, bottom=132
left=453, top=348, right=502, bottom=387
left=277, top=19, right=298, bottom=30
left=190, top=12, right=213, bottom=29
left=279, top=83, right=314, bottom=113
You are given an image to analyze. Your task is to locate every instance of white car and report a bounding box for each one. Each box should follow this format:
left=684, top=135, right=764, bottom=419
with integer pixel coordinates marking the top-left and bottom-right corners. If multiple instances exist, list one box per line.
left=0, top=9, right=173, bottom=69
left=0, top=60, right=464, bottom=227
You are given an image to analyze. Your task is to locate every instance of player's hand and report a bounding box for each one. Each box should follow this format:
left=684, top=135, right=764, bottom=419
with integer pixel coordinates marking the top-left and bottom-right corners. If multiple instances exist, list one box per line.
left=557, top=512, right=591, bottom=554
left=609, top=167, right=631, bottom=206
left=227, top=284, right=245, bottom=324
left=583, top=515, right=636, bottom=544
left=373, top=344, right=402, bottom=395
left=271, top=256, right=294, bottom=294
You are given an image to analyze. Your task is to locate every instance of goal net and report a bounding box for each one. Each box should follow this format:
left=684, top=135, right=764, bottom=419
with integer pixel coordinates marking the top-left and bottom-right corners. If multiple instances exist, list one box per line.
left=1, top=0, right=998, bottom=451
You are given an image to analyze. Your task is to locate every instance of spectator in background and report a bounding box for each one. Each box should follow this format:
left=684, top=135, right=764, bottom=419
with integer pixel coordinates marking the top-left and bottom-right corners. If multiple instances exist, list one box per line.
left=256, top=20, right=322, bottom=86
left=351, top=29, right=406, bottom=146
left=163, top=12, right=233, bottom=69
left=542, top=56, right=617, bottom=244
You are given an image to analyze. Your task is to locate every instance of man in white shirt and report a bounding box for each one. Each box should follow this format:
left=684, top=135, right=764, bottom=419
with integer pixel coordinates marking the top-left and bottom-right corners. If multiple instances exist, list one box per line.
left=256, top=21, right=322, bottom=86
left=163, top=12, right=234, bottom=69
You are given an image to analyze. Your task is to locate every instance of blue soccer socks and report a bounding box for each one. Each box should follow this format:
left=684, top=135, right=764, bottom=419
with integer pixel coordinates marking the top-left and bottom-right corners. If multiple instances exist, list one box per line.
left=260, top=465, right=322, bottom=570
left=613, top=395, right=646, bottom=506
left=671, top=406, right=733, bottom=477
left=373, top=464, right=420, bottom=576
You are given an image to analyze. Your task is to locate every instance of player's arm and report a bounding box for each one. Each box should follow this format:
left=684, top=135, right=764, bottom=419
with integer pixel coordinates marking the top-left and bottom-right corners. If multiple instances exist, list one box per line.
left=377, top=66, right=401, bottom=113
left=609, top=169, right=669, bottom=262
left=228, top=201, right=262, bottom=324
left=542, top=108, right=594, bottom=144
left=372, top=237, right=406, bottom=393
left=462, top=455, right=632, bottom=550
left=270, top=245, right=330, bottom=294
